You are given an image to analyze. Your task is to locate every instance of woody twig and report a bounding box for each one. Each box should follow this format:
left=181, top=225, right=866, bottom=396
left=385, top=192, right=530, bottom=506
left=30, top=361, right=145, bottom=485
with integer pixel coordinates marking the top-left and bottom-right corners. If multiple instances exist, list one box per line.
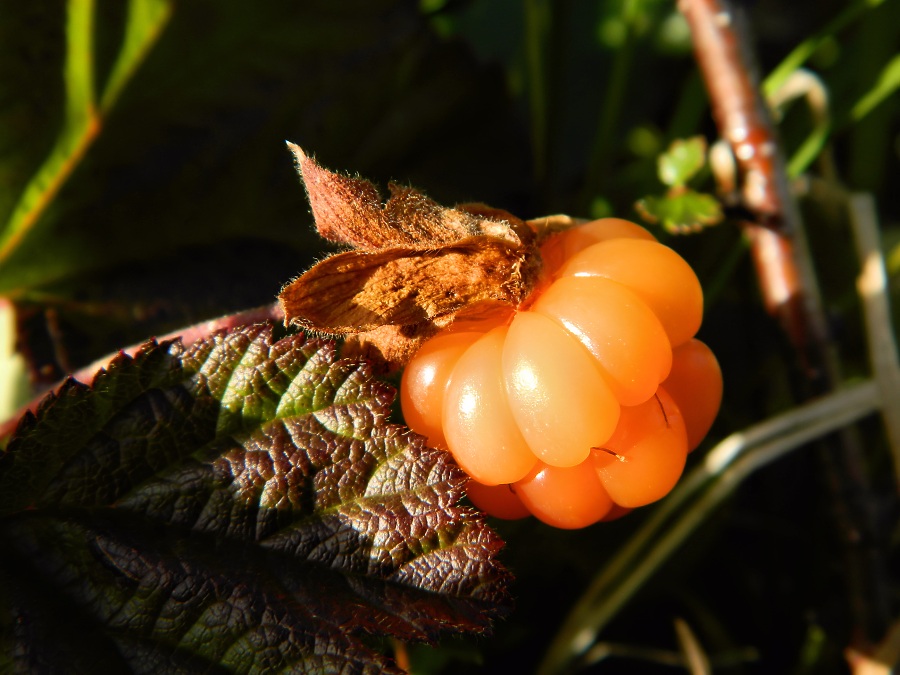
left=679, top=0, right=834, bottom=382
left=679, top=0, right=890, bottom=650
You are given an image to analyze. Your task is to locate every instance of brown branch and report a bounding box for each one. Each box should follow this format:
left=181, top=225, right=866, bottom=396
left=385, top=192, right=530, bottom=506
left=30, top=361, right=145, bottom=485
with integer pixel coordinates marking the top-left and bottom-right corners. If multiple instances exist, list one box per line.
left=680, top=0, right=890, bottom=651
left=679, top=0, right=833, bottom=383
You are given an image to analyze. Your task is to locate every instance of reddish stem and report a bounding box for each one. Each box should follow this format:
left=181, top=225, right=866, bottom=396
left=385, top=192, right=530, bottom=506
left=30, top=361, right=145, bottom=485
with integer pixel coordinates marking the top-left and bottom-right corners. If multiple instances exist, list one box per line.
left=0, top=303, right=284, bottom=442
left=679, top=0, right=817, bottom=360
left=680, top=0, right=890, bottom=650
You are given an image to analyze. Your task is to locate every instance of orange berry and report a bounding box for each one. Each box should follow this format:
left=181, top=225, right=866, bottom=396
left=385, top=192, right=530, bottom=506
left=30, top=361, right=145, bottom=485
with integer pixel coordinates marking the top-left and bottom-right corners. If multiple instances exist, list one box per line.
left=514, top=460, right=615, bottom=529
left=466, top=479, right=531, bottom=520
left=592, top=387, right=687, bottom=508
left=502, top=311, right=620, bottom=467
left=662, top=338, right=723, bottom=451
left=400, top=331, right=483, bottom=449
left=540, top=218, right=657, bottom=274
left=399, top=218, right=719, bottom=529
left=442, top=327, right=537, bottom=485
left=532, top=275, right=672, bottom=406
left=558, top=239, right=703, bottom=347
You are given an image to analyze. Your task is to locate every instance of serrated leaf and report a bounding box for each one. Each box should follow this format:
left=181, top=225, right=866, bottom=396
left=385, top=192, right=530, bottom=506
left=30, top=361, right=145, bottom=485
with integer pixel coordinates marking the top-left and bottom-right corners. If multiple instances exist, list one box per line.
left=635, top=189, right=724, bottom=234
left=0, top=323, right=511, bottom=673
left=657, top=136, right=707, bottom=187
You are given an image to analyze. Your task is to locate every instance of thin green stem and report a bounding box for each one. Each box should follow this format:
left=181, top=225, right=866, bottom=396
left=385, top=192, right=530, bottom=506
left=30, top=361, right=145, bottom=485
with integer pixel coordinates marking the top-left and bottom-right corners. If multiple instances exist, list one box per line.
left=524, top=0, right=550, bottom=186
left=848, top=53, right=900, bottom=124
left=537, top=380, right=882, bottom=675
left=580, top=0, right=642, bottom=212
left=762, top=0, right=887, bottom=99
left=767, top=69, right=833, bottom=179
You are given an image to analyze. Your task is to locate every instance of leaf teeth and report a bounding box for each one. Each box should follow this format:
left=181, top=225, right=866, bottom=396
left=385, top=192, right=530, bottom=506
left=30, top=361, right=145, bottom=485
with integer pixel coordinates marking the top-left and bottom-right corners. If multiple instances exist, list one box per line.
left=2, top=321, right=512, bottom=668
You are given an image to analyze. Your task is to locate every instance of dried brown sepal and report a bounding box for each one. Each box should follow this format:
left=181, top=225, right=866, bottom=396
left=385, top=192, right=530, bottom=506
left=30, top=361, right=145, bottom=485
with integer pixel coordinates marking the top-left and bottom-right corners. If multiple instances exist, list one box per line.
left=341, top=323, right=441, bottom=374
left=280, top=238, right=534, bottom=334
left=281, top=145, right=554, bottom=370
left=287, top=143, right=526, bottom=250
left=341, top=301, right=518, bottom=373
left=526, top=214, right=589, bottom=243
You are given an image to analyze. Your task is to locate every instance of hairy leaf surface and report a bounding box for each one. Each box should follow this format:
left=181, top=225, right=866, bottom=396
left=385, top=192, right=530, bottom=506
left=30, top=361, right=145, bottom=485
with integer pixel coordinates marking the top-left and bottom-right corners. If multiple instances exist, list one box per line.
left=0, top=323, right=511, bottom=673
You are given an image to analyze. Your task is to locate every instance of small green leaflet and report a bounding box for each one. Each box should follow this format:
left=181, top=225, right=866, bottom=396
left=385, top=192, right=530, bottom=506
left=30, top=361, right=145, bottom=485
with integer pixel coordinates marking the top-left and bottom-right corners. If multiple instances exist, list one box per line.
left=657, top=136, right=707, bottom=188
left=636, top=136, right=724, bottom=234
left=635, top=190, right=724, bottom=234
left=0, top=323, right=511, bottom=674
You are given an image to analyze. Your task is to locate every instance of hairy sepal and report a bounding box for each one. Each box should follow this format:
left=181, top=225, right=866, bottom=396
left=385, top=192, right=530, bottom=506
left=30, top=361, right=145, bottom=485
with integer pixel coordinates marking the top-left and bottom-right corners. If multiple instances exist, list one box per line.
left=279, top=147, right=542, bottom=369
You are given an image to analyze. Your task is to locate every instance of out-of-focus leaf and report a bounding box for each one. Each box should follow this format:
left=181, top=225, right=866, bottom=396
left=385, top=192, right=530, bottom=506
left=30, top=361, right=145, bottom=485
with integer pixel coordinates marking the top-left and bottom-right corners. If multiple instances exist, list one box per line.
left=0, top=2, right=530, bottom=299
left=657, top=136, right=706, bottom=187
left=100, top=0, right=174, bottom=111
left=0, top=0, right=174, bottom=275
left=0, top=2, right=64, bottom=229
left=0, top=0, right=100, bottom=262
left=0, top=2, right=532, bottom=400
left=0, top=323, right=511, bottom=673
left=635, top=189, right=723, bottom=234
left=12, top=238, right=303, bottom=386
left=849, top=52, right=900, bottom=122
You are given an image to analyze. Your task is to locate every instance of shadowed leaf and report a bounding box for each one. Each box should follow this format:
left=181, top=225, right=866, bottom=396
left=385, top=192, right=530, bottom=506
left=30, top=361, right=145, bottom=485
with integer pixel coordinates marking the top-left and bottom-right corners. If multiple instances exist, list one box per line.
left=0, top=323, right=511, bottom=673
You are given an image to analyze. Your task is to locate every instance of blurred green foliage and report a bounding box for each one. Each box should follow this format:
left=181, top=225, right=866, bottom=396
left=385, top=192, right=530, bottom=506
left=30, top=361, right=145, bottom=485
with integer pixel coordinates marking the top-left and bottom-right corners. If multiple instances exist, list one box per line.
left=1, top=0, right=898, bottom=673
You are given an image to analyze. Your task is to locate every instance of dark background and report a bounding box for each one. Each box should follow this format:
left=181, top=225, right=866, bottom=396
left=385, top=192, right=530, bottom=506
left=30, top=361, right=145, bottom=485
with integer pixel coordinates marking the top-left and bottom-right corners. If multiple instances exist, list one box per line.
left=1, top=1, right=898, bottom=672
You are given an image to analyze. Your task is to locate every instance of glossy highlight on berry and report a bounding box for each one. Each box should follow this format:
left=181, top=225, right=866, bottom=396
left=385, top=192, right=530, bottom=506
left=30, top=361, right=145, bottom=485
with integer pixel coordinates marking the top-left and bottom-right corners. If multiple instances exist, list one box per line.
left=442, top=327, right=537, bottom=485
left=399, top=217, right=722, bottom=529
left=558, top=238, right=704, bottom=347
left=502, top=311, right=620, bottom=467
left=532, top=275, right=672, bottom=406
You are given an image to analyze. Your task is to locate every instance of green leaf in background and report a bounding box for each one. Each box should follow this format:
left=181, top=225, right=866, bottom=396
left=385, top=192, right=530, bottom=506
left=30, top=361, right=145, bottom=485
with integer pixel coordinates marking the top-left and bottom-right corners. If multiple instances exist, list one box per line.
left=0, top=323, right=511, bottom=673
left=635, top=188, right=723, bottom=234
left=849, top=52, right=900, bottom=123
left=0, top=1, right=531, bottom=379
left=634, top=135, right=722, bottom=234
left=0, top=0, right=173, bottom=270
left=657, top=135, right=707, bottom=188
left=761, top=0, right=888, bottom=100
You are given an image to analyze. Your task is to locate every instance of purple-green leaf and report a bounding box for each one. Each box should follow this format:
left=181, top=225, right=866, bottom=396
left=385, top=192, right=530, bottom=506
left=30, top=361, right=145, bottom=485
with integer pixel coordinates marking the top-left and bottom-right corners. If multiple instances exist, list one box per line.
left=0, top=323, right=511, bottom=673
